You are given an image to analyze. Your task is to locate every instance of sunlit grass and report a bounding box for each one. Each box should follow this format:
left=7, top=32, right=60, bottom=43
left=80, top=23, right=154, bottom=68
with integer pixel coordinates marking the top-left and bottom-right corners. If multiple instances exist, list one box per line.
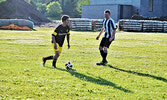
left=0, top=28, right=167, bottom=99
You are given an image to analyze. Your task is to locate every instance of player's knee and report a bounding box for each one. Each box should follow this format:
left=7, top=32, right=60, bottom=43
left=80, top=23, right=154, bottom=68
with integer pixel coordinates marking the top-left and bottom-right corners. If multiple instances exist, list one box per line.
left=99, top=46, right=103, bottom=50
left=56, top=51, right=60, bottom=57
left=104, top=47, right=108, bottom=51
left=54, top=51, right=60, bottom=58
left=53, top=54, right=56, bottom=59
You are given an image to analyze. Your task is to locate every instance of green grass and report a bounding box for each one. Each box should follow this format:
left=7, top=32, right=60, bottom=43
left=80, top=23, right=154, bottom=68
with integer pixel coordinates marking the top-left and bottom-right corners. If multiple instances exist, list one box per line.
left=0, top=28, right=167, bottom=99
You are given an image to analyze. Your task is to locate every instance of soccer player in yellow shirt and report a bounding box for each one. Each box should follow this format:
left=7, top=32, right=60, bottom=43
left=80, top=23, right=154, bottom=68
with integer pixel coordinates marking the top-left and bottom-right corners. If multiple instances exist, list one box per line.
left=42, top=15, right=71, bottom=68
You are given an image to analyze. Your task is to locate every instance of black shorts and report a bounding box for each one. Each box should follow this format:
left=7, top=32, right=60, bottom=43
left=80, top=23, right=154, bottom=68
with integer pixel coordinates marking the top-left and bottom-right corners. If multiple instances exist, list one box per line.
left=100, top=37, right=115, bottom=48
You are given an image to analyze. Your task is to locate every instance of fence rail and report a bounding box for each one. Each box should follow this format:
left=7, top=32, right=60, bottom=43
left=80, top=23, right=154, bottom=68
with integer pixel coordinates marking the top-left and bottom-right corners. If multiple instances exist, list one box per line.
left=70, top=18, right=103, bottom=31
left=119, top=19, right=167, bottom=32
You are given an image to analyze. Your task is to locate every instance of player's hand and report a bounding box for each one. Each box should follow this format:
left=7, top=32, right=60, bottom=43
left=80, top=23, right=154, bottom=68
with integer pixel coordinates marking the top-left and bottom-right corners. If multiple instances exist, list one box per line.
left=54, top=44, right=57, bottom=49
left=68, top=44, right=70, bottom=49
left=96, top=36, right=100, bottom=40
left=109, top=37, right=113, bottom=42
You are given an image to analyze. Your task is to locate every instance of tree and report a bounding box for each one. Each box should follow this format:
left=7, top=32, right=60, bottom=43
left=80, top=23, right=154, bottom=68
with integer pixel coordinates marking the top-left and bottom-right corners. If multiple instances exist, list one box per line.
left=46, top=2, right=62, bottom=17
left=0, top=0, right=6, bottom=3
left=77, top=0, right=90, bottom=17
left=59, top=0, right=89, bottom=18
left=24, top=0, right=90, bottom=18
left=62, top=0, right=79, bottom=17
left=36, top=3, right=47, bottom=14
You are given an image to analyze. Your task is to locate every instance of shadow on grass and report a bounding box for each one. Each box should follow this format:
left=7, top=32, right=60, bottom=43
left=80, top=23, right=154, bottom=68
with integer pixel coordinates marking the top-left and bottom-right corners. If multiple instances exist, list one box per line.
left=48, top=67, right=132, bottom=93
left=108, top=64, right=167, bottom=83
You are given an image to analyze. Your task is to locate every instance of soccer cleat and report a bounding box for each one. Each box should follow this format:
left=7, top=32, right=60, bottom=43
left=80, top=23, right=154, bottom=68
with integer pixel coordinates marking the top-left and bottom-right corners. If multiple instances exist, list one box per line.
left=52, top=66, right=56, bottom=68
left=96, top=61, right=105, bottom=65
left=42, top=57, right=46, bottom=67
left=103, top=60, right=108, bottom=65
left=96, top=60, right=108, bottom=65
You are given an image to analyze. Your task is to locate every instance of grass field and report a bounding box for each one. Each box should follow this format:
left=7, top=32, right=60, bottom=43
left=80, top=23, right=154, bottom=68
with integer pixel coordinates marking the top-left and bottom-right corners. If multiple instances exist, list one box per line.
left=0, top=28, right=167, bottom=99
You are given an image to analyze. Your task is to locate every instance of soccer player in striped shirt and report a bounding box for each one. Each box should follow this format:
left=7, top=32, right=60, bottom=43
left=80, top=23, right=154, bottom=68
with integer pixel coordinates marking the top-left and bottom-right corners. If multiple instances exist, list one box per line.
left=96, top=10, right=117, bottom=65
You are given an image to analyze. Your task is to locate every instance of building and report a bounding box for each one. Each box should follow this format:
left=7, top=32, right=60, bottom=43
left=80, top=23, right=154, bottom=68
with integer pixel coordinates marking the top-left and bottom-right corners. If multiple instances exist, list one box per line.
left=82, top=0, right=167, bottom=22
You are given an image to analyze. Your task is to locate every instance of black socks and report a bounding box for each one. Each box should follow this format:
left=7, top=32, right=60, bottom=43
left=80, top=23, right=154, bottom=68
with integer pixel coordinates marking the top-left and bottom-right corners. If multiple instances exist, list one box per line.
left=44, top=55, right=57, bottom=67
left=44, top=56, right=53, bottom=60
left=103, top=50, right=108, bottom=62
left=100, top=50, right=104, bottom=58
left=100, top=50, right=108, bottom=63
left=52, top=59, right=57, bottom=67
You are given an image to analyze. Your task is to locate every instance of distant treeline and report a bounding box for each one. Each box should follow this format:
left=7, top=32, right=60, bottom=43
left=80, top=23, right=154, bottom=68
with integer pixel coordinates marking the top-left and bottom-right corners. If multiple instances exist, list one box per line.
left=24, top=0, right=90, bottom=19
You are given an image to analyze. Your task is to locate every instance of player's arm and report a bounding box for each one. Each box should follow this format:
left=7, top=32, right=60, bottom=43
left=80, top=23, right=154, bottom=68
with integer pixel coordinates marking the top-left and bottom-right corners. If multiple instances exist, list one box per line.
left=109, top=29, right=116, bottom=42
left=52, top=34, right=57, bottom=49
left=67, top=35, right=70, bottom=49
left=67, top=28, right=70, bottom=49
left=109, top=20, right=117, bottom=42
left=52, top=27, right=59, bottom=49
left=96, top=27, right=105, bottom=40
left=52, top=26, right=60, bottom=49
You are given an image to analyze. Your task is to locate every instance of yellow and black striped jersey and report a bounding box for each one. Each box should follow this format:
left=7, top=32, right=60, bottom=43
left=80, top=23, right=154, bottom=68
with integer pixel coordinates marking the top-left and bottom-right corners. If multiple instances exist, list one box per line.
left=52, top=24, right=70, bottom=47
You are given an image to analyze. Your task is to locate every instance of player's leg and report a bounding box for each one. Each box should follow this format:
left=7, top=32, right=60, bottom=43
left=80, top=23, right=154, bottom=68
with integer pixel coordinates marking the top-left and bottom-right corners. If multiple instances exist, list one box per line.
left=52, top=45, right=62, bottom=68
left=52, top=51, right=60, bottom=68
left=103, top=38, right=114, bottom=64
left=42, top=43, right=58, bottom=67
left=42, top=55, right=53, bottom=66
left=99, top=46, right=104, bottom=61
left=99, top=38, right=106, bottom=58
left=103, top=46, right=108, bottom=64
left=97, top=38, right=106, bottom=65
left=96, top=46, right=106, bottom=65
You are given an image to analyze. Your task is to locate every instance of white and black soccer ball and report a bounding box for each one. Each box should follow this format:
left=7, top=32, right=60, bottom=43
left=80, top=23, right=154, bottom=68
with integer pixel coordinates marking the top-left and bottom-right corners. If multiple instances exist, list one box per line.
left=65, top=61, right=73, bottom=70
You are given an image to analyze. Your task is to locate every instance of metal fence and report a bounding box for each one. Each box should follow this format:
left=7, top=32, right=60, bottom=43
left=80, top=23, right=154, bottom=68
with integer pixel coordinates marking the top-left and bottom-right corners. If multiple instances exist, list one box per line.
left=119, top=19, right=167, bottom=32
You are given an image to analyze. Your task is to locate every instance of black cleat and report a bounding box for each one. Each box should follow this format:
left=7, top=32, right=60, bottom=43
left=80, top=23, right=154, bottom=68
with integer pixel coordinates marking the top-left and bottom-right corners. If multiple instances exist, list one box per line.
left=96, top=60, right=108, bottom=66
left=96, top=61, right=105, bottom=65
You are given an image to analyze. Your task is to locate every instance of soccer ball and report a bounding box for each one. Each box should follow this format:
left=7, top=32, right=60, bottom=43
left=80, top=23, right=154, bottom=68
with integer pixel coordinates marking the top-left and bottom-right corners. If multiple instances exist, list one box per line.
left=65, top=61, right=73, bottom=70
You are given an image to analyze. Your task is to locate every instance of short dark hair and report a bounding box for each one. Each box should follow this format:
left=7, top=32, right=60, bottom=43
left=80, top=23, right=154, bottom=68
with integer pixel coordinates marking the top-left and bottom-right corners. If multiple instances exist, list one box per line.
left=104, top=10, right=111, bottom=14
left=61, top=15, right=70, bottom=22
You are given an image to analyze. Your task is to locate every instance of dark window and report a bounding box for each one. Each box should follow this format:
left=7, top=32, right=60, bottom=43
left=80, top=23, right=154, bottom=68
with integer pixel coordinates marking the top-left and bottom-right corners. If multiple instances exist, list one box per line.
left=148, top=0, right=153, bottom=12
left=120, top=5, right=123, bottom=19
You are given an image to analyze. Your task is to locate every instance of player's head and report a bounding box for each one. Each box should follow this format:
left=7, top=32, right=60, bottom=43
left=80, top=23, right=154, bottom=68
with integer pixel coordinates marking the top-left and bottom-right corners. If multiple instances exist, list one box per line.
left=61, top=15, right=70, bottom=25
left=104, top=10, right=110, bottom=19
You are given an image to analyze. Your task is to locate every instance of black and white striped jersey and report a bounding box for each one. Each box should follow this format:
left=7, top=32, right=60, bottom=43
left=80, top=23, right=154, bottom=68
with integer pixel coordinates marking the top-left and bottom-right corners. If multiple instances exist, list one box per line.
left=102, top=18, right=117, bottom=38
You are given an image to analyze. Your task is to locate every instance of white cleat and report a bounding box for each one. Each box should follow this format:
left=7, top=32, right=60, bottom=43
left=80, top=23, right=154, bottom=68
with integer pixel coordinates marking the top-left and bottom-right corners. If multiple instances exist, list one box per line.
left=52, top=66, right=56, bottom=68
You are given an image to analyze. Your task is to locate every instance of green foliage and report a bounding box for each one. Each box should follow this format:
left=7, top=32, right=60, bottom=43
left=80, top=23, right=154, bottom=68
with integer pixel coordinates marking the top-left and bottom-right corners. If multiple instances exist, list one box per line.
left=62, top=0, right=79, bottom=17
left=46, top=2, right=62, bottom=17
left=59, top=0, right=89, bottom=17
left=30, top=0, right=37, bottom=8
left=24, top=0, right=90, bottom=18
left=0, top=29, right=167, bottom=99
left=36, top=3, right=47, bottom=14
left=77, top=0, right=90, bottom=17
left=0, top=0, right=6, bottom=3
